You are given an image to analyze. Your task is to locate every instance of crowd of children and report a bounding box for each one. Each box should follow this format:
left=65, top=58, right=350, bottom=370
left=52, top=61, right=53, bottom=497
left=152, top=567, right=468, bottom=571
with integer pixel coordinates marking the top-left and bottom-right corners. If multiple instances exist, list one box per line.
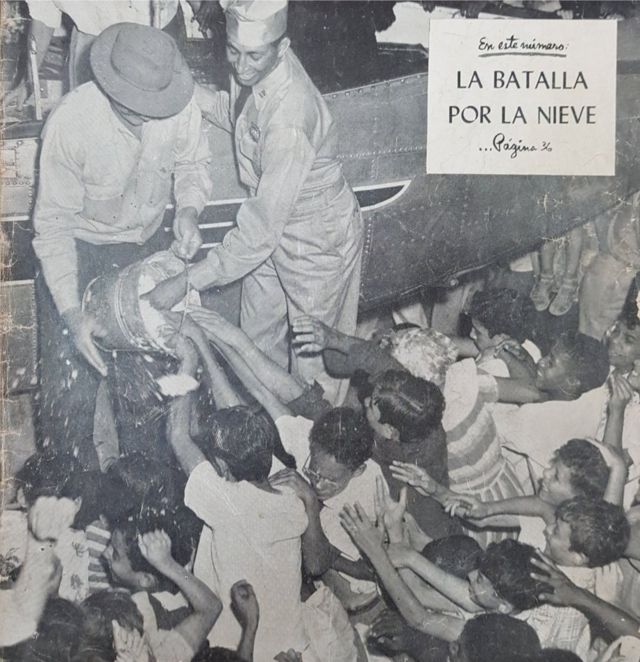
left=2, top=264, right=640, bottom=661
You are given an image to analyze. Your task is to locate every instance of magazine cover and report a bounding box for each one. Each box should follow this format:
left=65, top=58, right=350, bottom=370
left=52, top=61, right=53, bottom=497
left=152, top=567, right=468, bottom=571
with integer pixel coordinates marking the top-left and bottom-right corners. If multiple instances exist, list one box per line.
left=1, top=1, right=640, bottom=660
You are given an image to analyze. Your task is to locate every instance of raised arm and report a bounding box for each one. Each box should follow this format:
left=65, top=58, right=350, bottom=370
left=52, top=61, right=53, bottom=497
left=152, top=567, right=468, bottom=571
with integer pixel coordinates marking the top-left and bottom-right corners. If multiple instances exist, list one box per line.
left=167, top=338, right=207, bottom=476
left=602, top=373, right=633, bottom=453
left=187, top=307, right=295, bottom=420
left=386, top=544, right=481, bottom=614
left=340, top=504, right=465, bottom=642
left=531, top=552, right=640, bottom=639
left=178, top=316, right=243, bottom=408
left=138, top=530, right=222, bottom=653
left=230, top=581, right=260, bottom=662
left=291, top=315, right=402, bottom=377
left=443, top=492, right=554, bottom=526
left=589, top=441, right=629, bottom=507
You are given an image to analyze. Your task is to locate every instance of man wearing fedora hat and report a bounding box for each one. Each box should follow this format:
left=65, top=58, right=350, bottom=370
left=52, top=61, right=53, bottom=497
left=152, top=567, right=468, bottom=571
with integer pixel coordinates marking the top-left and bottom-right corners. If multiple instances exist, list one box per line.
left=146, top=0, right=364, bottom=405
left=32, top=22, right=212, bottom=462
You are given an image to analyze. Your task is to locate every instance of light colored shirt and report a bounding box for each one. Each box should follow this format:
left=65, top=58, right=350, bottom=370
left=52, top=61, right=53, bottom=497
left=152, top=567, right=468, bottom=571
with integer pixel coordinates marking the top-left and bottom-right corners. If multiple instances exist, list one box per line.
left=32, top=82, right=212, bottom=313
left=518, top=601, right=591, bottom=660
left=190, top=48, right=351, bottom=290
left=275, top=414, right=387, bottom=597
left=184, top=461, right=310, bottom=662
left=133, top=591, right=194, bottom=662
left=26, top=0, right=180, bottom=33
left=493, top=385, right=640, bottom=507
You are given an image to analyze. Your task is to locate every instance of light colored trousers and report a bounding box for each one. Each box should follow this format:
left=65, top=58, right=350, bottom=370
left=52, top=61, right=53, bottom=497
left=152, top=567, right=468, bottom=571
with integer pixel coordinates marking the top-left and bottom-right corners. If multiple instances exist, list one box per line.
left=240, top=181, right=364, bottom=404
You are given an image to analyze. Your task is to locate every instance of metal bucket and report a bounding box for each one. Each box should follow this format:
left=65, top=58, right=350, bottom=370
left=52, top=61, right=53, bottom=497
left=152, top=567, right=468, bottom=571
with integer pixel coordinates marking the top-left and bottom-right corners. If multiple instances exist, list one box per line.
left=82, top=251, right=198, bottom=354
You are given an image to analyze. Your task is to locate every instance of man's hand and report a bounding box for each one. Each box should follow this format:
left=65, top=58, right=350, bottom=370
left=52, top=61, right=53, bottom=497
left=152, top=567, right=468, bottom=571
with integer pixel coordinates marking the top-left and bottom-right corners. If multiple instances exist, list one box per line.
left=28, top=496, right=78, bottom=542
left=230, top=580, right=260, bottom=629
left=270, top=469, right=318, bottom=509
left=340, top=503, right=386, bottom=559
left=374, top=475, right=406, bottom=543
left=138, top=530, right=174, bottom=571
left=172, top=207, right=202, bottom=260
left=113, top=621, right=150, bottom=662
left=530, top=551, right=583, bottom=607
left=291, top=316, right=333, bottom=354
left=62, top=307, right=108, bottom=376
left=143, top=272, right=188, bottom=310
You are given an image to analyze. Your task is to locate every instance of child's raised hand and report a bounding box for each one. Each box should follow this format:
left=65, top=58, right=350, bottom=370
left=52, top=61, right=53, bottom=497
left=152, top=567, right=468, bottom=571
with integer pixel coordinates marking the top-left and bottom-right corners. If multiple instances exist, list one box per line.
left=530, top=551, right=582, bottom=607
left=608, top=372, right=635, bottom=411
left=291, top=316, right=331, bottom=354
left=390, top=461, right=439, bottom=498
left=340, top=503, right=386, bottom=558
left=374, top=476, right=406, bottom=543
left=138, top=530, right=173, bottom=570
left=442, top=494, right=488, bottom=520
left=113, top=621, right=150, bottom=662
left=28, top=496, right=77, bottom=542
left=173, top=334, right=200, bottom=374
left=187, top=306, right=233, bottom=343
left=230, top=580, right=259, bottom=629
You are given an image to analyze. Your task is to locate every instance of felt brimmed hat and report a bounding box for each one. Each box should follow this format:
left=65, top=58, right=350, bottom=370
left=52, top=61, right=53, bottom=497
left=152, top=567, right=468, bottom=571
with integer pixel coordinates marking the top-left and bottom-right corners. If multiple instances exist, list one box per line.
left=91, top=22, right=194, bottom=118
left=221, top=0, right=288, bottom=48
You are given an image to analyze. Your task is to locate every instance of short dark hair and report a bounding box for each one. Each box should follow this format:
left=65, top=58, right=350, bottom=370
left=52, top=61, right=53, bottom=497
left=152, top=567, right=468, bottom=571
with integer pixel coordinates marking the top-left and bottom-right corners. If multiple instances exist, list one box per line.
left=18, top=598, right=83, bottom=662
left=108, top=452, right=185, bottom=506
left=207, top=406, right=278, bottom=482
left=553, top=332, right=609, bottom=397
left=479, top=540, right=547, bottom=611
left=371, top=370, right=445, bottom=444
left=15, top=452, right=82, bottom=505
left=556, top=497, right=630, bottom=567
left=60, top=470, right=133, bottom=530
left=468, top=288, right=538, bottom=344
left=80, top=591, right=143, bottom=658
left=535, top=649, right=583, bottom=662
left=554, top=439, right=609, bottom=499
left=458, top=613, right=541, bottom=662
left=192, top=647, right=246, bottom=662
left=310, top=407, right=373, bottom=471
left=422, top=535, right=482, bottom=580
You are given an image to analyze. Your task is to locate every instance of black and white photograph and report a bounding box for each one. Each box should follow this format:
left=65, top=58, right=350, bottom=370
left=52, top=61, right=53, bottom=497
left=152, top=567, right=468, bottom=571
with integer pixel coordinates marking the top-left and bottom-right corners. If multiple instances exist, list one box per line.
left=1, top=1, right=640, bottom=660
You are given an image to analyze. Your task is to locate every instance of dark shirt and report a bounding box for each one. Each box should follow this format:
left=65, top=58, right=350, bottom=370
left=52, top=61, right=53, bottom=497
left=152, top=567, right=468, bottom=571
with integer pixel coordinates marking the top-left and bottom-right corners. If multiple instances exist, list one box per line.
left=372, top=425, right=461, bottom=540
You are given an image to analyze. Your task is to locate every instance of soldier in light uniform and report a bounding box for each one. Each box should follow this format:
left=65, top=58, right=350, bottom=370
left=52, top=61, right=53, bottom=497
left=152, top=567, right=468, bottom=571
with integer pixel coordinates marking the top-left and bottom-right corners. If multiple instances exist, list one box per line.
left=148, top=0, right=364, bottom=404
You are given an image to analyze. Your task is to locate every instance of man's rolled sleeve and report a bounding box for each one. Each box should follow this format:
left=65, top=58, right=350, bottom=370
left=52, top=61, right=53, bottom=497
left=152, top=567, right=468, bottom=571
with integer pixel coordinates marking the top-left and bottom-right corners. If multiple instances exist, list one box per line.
left=32, top=117, right=86, bottom=313
left=174, top=98, right=213, bottom=216
left=189, top=126, right=316, bottom=290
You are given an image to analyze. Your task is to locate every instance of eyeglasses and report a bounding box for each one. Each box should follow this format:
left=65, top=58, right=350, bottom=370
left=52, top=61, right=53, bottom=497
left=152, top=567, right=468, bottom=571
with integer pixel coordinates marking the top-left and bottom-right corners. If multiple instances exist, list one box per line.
left=302, top=455, right=342, bottom=489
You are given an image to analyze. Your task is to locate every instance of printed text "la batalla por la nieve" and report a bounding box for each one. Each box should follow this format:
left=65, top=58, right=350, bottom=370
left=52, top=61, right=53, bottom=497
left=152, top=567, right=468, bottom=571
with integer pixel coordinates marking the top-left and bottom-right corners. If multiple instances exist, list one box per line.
left=450, top=70, right=594, bottom=125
